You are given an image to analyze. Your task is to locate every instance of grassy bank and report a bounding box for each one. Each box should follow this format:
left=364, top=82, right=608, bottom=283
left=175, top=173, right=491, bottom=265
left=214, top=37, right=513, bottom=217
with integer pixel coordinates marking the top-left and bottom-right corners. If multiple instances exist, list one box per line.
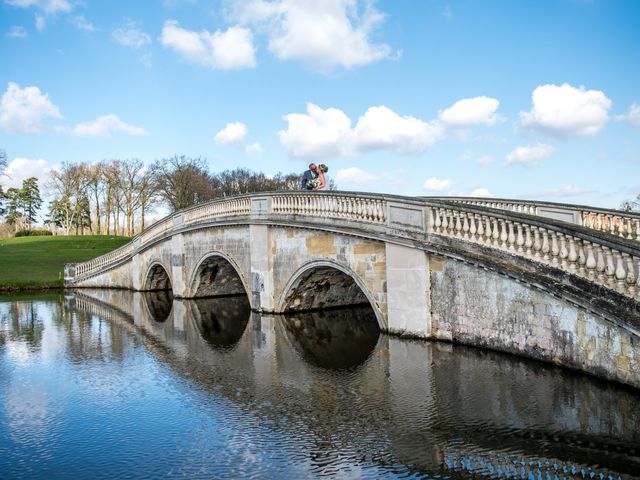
left=0, top=235, right=130, bottom=291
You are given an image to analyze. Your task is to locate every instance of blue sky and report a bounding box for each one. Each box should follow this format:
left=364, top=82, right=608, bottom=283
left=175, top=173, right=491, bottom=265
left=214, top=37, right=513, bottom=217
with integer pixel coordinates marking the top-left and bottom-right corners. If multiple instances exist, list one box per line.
left=1, top=0, right=639, bottom=209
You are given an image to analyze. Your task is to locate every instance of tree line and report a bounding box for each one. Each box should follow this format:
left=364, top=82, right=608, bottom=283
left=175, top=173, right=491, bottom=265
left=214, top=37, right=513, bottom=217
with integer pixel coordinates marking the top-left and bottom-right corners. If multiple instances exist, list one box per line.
left=0, top=154, right=304, bottom=236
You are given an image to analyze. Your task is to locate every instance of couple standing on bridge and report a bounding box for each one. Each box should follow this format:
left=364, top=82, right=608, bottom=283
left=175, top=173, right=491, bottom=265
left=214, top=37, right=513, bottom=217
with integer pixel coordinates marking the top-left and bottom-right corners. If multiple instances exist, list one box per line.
left=301, top=163, right=329, bottom=191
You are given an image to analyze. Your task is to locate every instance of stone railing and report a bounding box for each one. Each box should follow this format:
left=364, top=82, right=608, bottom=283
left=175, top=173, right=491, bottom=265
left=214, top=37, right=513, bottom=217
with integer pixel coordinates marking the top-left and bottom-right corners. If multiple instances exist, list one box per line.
left=430, top=196, right=640, bottom=241
left=429, top=204, right=639, bottom=301
left=271, top=193, right=387, bottom=223
left=66, top=192, right=640, bottom=302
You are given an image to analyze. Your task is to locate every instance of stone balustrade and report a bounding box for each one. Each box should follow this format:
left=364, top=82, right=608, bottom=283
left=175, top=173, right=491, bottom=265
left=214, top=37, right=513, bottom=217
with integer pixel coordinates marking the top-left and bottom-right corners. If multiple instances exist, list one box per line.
left=67, top=192, right=640, bottom=303
left=434, top=196, right=640, bottom=241
left=430, top=206, right=639, bottom=301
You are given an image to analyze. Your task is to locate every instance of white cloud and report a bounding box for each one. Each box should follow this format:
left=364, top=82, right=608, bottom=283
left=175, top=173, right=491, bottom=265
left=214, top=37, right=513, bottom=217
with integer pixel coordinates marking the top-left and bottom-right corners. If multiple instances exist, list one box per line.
left=520, top=83, right=611, bottom=136
left=35, top=14, right=45, bottom=31
left=439, top=96, right=500, bottom=127
left=0, top=82, right=62, bottom=134
left=336, top=167, right=378, bottom=185
left=6, top=26, right=27, bottom=38
left=279, top=103, right=443, bottom=158
left=2, top=157, right=53, bottom=193
left=476, top=154, right=493, bottom=166
left=160, top=20, right=256, bottom=70
left=72, top=114, right=147, bottom=136
left=71, top=15, right=94, bottom=32
left=214, top=121, right=247, bottom=145
left=245, top=142, right=263, bottom=154
left=506, top=143, right=555, bottom=167
left=536, top=185, right=590, bottom=197
left=423, top=177, right=453, bottom=191
left=470, top=187, right=492, bottom=197
left=628, top=103, right=640, bottom=128
left=112, top=20, right=151, bottom=48
left=354, top=106, right=444, bottom=154
left=6, top=0, right=72, bottom=14
left=227, top=0, right=393, bottom=71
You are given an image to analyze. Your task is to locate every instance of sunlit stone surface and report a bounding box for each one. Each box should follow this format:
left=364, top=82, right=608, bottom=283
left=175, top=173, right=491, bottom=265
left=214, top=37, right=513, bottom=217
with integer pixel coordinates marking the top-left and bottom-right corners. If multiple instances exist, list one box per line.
left=0, top=292, right=639, bottom=479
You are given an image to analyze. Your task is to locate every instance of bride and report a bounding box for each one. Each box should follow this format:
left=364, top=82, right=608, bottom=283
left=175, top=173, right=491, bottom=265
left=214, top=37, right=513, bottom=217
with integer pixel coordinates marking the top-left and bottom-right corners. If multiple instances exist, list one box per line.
left=312, top=164, right=329, bottom=190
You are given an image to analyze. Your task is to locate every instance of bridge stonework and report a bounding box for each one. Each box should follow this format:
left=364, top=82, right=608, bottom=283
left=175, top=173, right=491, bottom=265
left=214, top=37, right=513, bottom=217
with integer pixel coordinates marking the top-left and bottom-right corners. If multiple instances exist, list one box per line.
left=65, top=193, right=640, bottom=388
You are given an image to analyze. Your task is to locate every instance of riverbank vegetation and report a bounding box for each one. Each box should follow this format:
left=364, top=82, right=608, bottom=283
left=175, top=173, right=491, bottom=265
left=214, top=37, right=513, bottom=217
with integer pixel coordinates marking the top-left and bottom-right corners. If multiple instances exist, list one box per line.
left=0, top=235, right=129, bottom=291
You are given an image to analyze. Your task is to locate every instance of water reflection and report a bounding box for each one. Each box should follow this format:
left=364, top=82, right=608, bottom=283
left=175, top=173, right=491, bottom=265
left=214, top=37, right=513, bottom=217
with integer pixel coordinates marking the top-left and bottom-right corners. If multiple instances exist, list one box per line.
left=190, top=295, right=250, bottom=348
left=282, top=307, right=379, bottom=369
left=142, top=291, right=173, bottom=323
left=1, top=290, right=639, bottom=480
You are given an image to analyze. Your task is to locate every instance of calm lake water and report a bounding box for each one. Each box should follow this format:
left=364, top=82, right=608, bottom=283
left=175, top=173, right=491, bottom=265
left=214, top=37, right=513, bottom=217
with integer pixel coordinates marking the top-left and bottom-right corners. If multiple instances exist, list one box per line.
left=1, top=290, right=639, bottom=479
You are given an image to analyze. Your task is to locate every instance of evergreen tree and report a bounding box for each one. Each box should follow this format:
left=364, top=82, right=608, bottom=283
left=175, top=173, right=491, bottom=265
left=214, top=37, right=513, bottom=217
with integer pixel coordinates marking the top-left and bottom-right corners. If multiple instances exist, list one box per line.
left=20, top=177, right=42, bottom=230
left=4, top=187, right=24, bottom=231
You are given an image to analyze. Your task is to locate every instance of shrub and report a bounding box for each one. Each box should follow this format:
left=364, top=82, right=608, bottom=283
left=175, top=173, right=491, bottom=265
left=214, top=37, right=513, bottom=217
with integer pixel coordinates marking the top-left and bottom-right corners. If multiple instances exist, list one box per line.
left=15, top=229, right=54, bottom=237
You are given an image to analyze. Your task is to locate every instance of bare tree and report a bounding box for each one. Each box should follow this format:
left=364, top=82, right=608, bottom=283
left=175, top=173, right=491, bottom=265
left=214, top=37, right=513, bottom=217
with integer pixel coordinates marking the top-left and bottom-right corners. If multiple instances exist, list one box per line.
left=151, top=156, right=219, bottom=211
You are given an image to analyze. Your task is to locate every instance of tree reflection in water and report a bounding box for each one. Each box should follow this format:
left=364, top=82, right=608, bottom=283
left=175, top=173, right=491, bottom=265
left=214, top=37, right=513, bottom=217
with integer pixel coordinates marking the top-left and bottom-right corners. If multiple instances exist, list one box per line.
left=281, top=307, right=380, bottom=370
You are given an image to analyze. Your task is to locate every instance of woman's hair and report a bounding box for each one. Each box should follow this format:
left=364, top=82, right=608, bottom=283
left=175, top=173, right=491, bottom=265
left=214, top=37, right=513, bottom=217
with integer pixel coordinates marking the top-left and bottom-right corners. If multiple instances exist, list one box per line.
left=318, top=164, right=329, bottom=173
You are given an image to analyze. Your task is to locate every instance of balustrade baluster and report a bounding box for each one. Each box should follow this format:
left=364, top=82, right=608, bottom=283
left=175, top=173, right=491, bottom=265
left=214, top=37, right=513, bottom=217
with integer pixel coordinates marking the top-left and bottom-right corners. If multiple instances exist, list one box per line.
left=469, top=215, right=477, bottom=240
left=623, top=253, right=636, bottom=296
left=516, top=223, right=525, bottom=253
left=491, top=218, right=500, bottom=247
left=524, top=225, right=533, bottom=255
left=604, top=247, right=616, bottom=289
left=434, top=209, right=442, bottom=232
left=541, top=229, right=550, bottom=261
left=507, top=221, right=516, bottom=251
left=559, top=233, right=569, bottom=268
left=455, top=214, right=463, bottom=238
left=499, top=219, right=508, bottom=249
left=441, top=210, right=449, bottom=233
left=614, top=251, right=627, bottom=293
left=549, top=231, right=560, bottom=266
left=475, top=215, right=483, bottom=240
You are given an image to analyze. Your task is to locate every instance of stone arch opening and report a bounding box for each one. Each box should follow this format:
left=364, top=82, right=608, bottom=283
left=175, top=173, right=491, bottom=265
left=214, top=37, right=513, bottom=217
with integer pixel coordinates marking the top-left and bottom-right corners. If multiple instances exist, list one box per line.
left=282, top=265, right=372, bottom=312
left=192, top=255, right=247, bottom=298
left=145, top=263, right=172, bottom=291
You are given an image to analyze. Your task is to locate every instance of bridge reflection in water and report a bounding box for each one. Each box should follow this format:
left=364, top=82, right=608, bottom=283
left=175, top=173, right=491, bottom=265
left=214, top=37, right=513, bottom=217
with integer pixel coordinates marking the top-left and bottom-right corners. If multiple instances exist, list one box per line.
left=60, top=289, right=640, bottom=479
left=0, top=290, right=640, bottom=479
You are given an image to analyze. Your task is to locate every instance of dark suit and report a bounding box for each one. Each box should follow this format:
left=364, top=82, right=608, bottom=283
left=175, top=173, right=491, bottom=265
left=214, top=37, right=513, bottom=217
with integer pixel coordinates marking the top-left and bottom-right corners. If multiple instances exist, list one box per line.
left=301, top=170, right=318, bottom=189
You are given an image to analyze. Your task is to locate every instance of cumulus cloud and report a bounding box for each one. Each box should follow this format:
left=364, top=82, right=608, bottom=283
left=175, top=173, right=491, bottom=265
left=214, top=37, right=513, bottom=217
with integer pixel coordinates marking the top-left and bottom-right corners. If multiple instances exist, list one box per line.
left=628, top=103, right=640, bottom=128
left=112, top=20, right=151, bottom=48
left=2, top=157, right=53, bottom=193
left=279, top=103, right=443, bottom=158
left=423, top=177, right=453, bottom=191
left=72, top=114, right=147, bottom=136
left=470, top=187, right=492, bottom=197
left=214, top=121, right=247, bottom=145
left=505, top=143, right=555, bottom=167
left=227, top=0, right=393, bottom=71
left=520, top=83, right=611, bottom=136
left=438, top=96, right=500, bottom=127
left=6, top=0, right=72, bottom=14
left=71, top=15, right=94, bottom=32
left=0, top=82, right=62, bottom=134
left=160, top=20, right=256, bottom=70
left=6, top=26, right=27, bottom=38
left=336, top=167, right=378, bottom=185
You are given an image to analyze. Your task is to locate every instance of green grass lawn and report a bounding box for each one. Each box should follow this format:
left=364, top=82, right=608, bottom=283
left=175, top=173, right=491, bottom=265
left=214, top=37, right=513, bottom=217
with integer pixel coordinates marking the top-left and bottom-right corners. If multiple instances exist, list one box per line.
left=0, top=235, right=131, bottom=290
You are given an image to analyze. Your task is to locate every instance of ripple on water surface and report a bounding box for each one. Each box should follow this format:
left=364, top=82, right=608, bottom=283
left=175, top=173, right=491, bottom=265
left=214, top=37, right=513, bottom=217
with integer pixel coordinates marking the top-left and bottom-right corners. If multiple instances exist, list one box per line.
left=0, top=291, right=639, bottom=479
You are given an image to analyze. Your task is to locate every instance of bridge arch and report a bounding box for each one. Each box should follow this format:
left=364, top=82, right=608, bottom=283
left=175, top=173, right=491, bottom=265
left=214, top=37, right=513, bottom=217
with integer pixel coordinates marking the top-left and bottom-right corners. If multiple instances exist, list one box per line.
left=188, top=251, right=249, bottom=299
left=278, top=260, right=385, bottom=329
left=144, top=262, right=172, bottom=291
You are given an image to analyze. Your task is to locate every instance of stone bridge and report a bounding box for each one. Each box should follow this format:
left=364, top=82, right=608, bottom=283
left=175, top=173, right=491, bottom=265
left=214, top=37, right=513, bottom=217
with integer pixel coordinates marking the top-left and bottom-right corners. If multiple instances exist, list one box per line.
left=64, top=192, right=640, bottom=387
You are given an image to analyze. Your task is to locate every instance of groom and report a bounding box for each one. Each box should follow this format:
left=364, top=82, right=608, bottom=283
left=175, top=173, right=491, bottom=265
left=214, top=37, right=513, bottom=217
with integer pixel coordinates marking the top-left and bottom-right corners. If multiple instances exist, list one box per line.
left=300, top=163, right=319, bottom=190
